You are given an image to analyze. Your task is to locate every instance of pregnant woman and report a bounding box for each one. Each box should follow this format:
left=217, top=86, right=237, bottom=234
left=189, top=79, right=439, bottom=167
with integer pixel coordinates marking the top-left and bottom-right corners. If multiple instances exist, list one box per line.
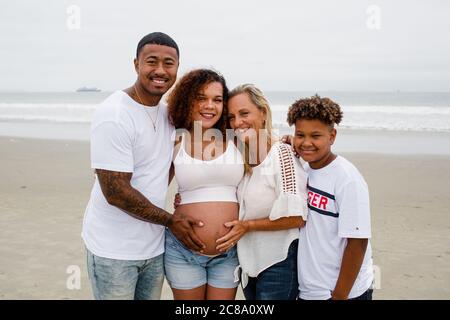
left=164, top=69, right=244, bottom=300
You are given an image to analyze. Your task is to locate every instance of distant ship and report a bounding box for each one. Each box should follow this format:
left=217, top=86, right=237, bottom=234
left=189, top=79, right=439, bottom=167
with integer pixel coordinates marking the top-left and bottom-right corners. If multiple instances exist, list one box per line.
left=76, top=86, right=101, bottom=92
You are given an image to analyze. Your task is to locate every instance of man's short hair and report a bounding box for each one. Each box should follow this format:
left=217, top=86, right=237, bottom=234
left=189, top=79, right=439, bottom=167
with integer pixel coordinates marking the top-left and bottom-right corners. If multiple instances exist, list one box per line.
left=136, top=32, right=179, bottom=58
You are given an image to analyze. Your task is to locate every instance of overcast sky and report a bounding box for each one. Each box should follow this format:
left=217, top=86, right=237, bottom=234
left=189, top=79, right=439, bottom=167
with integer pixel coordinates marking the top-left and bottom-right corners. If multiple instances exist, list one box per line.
left=1, top=0, right=449, bottom=92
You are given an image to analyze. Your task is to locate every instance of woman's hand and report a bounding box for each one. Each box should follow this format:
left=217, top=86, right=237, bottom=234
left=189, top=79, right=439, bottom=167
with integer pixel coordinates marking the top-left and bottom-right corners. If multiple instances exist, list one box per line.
left=215, top=220, right=249, bottom=252
left=173, top=193, right=181, bottom=210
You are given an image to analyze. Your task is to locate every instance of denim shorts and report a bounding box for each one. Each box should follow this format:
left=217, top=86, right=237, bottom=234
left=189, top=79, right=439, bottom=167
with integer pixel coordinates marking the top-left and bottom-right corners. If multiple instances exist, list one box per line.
left=164, top=229, right=239, bottom=290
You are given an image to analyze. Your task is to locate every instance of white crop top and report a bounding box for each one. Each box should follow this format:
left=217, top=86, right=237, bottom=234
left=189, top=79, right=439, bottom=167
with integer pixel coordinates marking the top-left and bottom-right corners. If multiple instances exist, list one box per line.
left=174, top=135, right=244, bottom=204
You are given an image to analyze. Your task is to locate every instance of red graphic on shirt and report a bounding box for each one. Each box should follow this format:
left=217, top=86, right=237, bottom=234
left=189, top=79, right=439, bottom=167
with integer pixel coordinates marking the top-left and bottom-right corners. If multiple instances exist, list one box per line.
left=308, top=191, right=328, bottom=210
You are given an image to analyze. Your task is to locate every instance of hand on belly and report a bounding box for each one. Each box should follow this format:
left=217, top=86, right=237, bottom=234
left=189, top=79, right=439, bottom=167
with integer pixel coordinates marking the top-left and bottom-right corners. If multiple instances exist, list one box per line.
left=174, top=202, right=239, bottom=255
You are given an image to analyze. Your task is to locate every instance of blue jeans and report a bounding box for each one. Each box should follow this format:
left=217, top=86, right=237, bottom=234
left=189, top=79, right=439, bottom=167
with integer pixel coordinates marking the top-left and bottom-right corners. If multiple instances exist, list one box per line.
left=350, top=288, right=373, bottom=300
left=86, top=248, right=164, bottom=300
left=243, top=239, right=299, bottom=300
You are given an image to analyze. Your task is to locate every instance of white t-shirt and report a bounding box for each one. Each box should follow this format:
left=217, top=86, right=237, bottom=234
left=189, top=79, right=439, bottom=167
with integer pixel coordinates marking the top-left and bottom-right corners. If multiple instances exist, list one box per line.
left=237, top=142, right=308, bottom=288
left=82, top=90, right=174, bottom=260
left=298, top=156, right=374, bottom=300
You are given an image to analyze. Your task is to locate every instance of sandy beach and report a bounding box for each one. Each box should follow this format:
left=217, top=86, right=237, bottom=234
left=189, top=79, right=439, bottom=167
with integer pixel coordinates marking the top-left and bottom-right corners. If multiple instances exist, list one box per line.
left=0, top=136, right=449, bottom=299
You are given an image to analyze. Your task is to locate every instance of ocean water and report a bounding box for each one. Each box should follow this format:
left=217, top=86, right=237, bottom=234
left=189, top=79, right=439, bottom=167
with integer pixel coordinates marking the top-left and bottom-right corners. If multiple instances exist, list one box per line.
left=1, top=91, right=450, bottom=154
left=1, top=91, right=450, bottom=132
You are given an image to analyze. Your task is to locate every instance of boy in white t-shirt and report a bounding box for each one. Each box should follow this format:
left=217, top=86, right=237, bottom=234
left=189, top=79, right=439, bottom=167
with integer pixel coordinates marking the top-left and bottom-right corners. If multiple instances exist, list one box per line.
left=287, top=95, right=374, bottom=300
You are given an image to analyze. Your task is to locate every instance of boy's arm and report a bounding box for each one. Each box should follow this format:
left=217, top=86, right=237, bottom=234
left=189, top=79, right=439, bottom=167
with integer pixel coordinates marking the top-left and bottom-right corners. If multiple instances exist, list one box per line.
left=332, top=238, right=368, bottom=300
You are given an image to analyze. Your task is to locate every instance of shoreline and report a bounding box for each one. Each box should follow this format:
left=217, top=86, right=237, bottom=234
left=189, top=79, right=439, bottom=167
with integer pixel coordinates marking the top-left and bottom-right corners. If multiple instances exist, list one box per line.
left=1, top=137, right=449, bottom=299
left=1, top=120, right=450, bottom=155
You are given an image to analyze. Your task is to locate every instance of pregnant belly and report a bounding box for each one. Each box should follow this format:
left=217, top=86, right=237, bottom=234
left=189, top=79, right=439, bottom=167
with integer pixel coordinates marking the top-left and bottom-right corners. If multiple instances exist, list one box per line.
left=174, top=202, right=239, bottom=255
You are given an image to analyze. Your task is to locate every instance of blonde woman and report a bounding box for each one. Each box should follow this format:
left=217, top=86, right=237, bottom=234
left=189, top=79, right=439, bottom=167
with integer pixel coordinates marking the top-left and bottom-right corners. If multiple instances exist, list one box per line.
left=216, top=84, right=308, bottom=300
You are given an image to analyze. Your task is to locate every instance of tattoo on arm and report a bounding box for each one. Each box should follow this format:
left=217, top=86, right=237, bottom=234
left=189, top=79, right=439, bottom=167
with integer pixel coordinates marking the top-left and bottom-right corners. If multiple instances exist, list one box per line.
left=95, top=169, right=171, bottom=226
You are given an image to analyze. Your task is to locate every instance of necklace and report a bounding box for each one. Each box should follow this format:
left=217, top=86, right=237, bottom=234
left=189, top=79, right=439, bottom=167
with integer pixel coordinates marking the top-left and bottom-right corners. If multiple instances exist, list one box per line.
left=134, top=85, right=159, bottom=131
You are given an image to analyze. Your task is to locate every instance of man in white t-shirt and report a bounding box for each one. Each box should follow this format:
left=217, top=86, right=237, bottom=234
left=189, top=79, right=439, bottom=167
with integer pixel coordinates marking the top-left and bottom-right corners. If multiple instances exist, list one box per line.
left=82, top=32, right=205, bottom=300
left=287, top=95, right=374, bottom=300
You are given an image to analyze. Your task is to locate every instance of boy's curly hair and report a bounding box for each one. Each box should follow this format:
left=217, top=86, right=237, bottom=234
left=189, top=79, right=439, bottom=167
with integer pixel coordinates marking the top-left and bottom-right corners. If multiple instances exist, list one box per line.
left=287, top=94, right=343, bottom=127
left=167, top=69, right=228, bottom=134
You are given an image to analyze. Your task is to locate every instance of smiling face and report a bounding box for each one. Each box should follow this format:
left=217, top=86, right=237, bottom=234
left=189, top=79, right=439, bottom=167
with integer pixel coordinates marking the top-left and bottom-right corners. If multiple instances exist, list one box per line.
left=228, top=92, right=266, bottom=143
left=191, top=81, right=224, bottom=130
left=293, top=118, right=337, bottom=169
left=134, top=44, right=178, bottom=97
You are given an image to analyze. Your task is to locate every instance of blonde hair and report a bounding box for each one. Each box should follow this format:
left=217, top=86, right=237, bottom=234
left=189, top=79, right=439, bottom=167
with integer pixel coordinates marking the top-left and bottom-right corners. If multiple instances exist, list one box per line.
left=229, top=84, right=278, bottom=174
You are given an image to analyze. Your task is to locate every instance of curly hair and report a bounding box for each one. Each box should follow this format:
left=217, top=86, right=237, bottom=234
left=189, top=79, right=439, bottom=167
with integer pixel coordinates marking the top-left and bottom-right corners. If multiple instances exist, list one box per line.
left=287, top=94, right=343, bottom=127
left=167, top=69, right=228, bottom=134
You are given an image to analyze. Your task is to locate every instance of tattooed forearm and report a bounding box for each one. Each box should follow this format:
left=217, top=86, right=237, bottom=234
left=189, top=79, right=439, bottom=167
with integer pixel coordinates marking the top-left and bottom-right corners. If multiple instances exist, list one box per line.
left=95, top=169, right=172, bottom=226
